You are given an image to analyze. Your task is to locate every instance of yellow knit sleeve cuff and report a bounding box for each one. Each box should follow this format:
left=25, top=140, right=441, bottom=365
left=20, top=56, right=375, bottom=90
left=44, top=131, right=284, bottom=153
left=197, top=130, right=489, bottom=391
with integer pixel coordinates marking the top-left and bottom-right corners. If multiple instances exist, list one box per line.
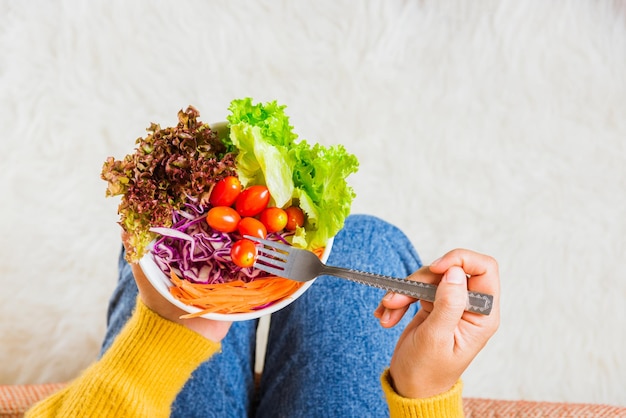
left=381, top=369, right=464, bottom=418
left=102, top=297, right=222, bottom=393
left=26, top=298, right=222, bottom=418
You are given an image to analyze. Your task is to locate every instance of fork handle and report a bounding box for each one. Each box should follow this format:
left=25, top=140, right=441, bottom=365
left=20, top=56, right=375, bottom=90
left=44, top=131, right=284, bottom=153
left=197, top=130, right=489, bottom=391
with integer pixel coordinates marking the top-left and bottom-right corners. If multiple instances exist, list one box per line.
left=321, top=266, right=493, bottom=315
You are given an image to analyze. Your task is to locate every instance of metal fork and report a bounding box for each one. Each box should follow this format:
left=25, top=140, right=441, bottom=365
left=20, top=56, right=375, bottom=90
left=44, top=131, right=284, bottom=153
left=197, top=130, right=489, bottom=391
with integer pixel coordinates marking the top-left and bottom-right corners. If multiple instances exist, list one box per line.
left=245, top=236, right=493, bottom=315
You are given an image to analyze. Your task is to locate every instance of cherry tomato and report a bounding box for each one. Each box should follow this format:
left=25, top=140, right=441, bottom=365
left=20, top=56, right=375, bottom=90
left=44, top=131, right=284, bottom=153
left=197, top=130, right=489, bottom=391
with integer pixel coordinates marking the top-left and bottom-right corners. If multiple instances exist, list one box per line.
left=285, top=206, right=305, bottom=231
left=259, top=207, right=288, bottom=233
left=230, top=239, right=257, bottom=268
left=237, top=217, right=267, bottom=239
left=209, top=176, right=242, bottom=207
left=206, top=206, right=241, bottom=233
left=235, top=185, right=270, bottom=217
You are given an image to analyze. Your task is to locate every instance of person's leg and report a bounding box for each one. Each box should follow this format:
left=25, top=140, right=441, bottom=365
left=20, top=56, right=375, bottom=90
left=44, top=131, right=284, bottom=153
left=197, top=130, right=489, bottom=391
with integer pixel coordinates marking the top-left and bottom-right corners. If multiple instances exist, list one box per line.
left=256, top=214, right=422, bottom=418
left=101, top=247, right=257, bottom=418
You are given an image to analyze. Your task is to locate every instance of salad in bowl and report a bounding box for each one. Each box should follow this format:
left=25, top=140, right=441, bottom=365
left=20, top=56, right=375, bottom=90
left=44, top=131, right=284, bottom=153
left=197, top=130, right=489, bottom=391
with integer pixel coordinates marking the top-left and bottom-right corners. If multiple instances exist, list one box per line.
left=101, top=98, right=358, bottom=320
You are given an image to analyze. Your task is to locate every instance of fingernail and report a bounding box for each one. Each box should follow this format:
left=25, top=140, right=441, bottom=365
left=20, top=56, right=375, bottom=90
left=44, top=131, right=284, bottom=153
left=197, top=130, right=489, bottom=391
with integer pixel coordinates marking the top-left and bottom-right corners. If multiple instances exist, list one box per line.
left=383, top=292, right=395, bottom=301
left=446, top=267, right=466, bottom=284
left=431, top=257, right=442, bottom=266
left=381, top=308, right=391, bottom=324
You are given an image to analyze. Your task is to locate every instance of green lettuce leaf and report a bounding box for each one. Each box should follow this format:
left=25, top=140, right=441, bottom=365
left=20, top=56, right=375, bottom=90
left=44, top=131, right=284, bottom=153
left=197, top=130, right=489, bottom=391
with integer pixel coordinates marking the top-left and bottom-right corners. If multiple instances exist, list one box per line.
left=227, top=98, right=359, bottom=250
left=228, top=123, right=294, bottom=208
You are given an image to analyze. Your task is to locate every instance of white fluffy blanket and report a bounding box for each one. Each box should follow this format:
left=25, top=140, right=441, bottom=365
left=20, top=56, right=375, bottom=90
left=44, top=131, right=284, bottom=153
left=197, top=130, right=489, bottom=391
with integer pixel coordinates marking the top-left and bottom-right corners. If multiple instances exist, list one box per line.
left=1, top=0, right=625, bottom=406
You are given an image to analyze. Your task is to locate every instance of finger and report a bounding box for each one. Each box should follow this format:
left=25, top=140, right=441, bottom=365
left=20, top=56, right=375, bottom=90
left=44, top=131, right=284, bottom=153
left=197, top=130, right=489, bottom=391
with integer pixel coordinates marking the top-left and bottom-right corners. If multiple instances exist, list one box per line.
left=374, top=292, right=414, bottom=328
left=407, top=266, right=442, bottom=285
left=429, top=249, right=500, bottom=296
left=129, top=261, right=169, bottom=311
left=430, top=251, right=500, bottom=339
left=375, top=304, right=411, bottom=328
left=379, top=267, right=442, bottom=310
left=375, top=265, right=443, bottom=327
left=423, top=266, right=468, bottom=335
left=418, top=299, right=433, bottom=313
left=130, top=262, right=152, bottom=295
left=379, top=291, right=416, bottom=310
left=405, top=267, right=441, bottom=313
left=429, top=248, right=496, bottom=276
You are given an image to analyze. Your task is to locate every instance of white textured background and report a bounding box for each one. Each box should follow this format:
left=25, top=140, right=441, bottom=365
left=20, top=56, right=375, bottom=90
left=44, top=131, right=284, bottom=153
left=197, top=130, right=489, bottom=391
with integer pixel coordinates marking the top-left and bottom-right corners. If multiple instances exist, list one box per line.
left=1, top=0, right=625, bottom=407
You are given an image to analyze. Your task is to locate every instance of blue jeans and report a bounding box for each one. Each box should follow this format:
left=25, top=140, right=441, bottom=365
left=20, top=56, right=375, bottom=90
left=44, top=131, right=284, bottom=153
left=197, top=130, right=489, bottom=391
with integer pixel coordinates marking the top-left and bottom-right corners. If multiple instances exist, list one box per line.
left=101, top=214, right=422, bottom=417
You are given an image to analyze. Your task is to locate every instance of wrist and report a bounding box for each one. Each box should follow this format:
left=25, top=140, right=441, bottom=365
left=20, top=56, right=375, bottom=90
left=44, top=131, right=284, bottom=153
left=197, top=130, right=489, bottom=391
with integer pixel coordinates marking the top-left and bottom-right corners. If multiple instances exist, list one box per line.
left=181, top=317, right=232, bottom=342
left=139, top=295, right=231, bottom=342
left=389, top=364, right=457, bottom=399
left=381, top=370, right=464, bottom=417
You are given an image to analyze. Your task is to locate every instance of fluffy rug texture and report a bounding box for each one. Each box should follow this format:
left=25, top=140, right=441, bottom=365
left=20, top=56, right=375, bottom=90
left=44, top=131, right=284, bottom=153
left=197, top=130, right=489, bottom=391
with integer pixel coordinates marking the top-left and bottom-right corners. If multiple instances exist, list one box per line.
left=1, top=0, right=625, bottom=407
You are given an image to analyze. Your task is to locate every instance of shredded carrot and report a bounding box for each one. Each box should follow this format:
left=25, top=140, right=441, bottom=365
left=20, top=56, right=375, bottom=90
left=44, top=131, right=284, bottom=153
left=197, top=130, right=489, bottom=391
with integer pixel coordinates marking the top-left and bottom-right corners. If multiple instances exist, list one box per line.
left=172, top=246, right=325, bottom=317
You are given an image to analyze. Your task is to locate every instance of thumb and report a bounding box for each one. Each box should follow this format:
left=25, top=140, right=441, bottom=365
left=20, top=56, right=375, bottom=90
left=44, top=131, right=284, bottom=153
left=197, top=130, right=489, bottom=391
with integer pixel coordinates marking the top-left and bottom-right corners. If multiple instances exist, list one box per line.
left=426, top=266, right=468, bottom=334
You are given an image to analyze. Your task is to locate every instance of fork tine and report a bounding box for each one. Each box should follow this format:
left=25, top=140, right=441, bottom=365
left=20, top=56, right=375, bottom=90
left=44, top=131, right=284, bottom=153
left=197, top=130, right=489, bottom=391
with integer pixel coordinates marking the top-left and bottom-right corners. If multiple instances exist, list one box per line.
left=253, top=261, right=287, bottom=277
left=256, top=246, right=289, bottom=261
left=245, top=235, right=294, bottom=278
left=255, top=254, right=286, bottom=268
left=244, top=235, right=292, bottom=252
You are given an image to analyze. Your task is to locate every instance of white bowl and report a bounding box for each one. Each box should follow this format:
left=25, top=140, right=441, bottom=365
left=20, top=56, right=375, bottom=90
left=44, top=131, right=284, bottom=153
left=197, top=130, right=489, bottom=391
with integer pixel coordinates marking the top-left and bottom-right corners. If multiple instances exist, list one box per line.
left=139, top=238, right=333, bottom=321
left=138, top=121, right=334, bottom=321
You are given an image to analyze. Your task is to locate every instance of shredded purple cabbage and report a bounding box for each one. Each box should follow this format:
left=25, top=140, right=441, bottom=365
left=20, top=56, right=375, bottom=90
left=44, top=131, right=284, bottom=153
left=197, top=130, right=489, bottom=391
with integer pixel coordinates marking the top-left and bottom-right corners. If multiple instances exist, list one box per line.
left=150, top=202, right=291, bottom=284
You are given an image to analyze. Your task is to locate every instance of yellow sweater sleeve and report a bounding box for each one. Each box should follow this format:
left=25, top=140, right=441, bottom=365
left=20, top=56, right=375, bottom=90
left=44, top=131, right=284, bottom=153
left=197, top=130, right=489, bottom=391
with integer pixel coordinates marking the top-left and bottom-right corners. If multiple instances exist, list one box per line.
left=25, top=299, right=221, bottom=418
left=381, top=370, right=464, bottom=418
left=25, top=298, right=463, bottom=417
